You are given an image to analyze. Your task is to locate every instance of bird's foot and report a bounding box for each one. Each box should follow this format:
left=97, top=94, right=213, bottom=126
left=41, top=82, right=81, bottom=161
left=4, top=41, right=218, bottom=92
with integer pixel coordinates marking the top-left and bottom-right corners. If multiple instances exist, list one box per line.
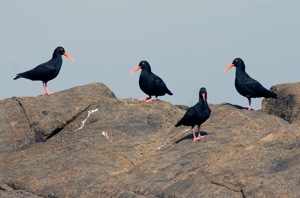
left=248, top=106, right=251, bottom=110
left=45, top=91, right=55, bottom=95
left=146, top=98, right=157, bottom=103
left=140, top=97, right=148, bottom=102
left=193, top=135, right=205, bottom=141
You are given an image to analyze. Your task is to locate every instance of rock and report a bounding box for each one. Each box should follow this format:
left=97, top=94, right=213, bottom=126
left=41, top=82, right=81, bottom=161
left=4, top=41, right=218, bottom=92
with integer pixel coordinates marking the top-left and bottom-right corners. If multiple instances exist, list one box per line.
left=27, top=83, right=115, bottom=141
left=0, top=184, right=43, bottom=198
left=262, top=82, right=300, bottom=123
left=0, top=98, right=34, bottom=158
left=1, top=83, right=299, bottom=197
left=0, top=83, right=115, bottom=157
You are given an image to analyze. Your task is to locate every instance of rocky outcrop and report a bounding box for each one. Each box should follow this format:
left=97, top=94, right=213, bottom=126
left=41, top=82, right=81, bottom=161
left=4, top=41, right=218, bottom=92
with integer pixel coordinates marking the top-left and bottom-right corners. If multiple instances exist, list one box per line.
left=1, top=83, right=299, bottom=197
left=0, top=83, right=116, bottom=158
left=262, top=82, right=300, bottom=123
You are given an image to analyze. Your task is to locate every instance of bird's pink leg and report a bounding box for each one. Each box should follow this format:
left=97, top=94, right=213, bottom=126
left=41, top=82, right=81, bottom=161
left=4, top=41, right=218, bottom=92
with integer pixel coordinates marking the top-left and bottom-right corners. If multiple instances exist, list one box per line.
left=247, top=98, right=251, bottom=110
left=192, top=127, right=197, bottom=141
left=43, top=82, right=54, bottom=95
left=194, top=125, right=205, bottom=141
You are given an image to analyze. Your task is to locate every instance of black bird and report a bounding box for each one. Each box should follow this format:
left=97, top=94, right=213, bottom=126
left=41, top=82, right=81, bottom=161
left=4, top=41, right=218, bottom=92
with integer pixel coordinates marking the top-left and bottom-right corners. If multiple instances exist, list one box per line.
left=224, top=57, right=277, bottom=110
left=131, top=60, right=173, bottom=103
left=14, top=46, right=74, bottom=95
left=175, top=87, right=211, bottom=141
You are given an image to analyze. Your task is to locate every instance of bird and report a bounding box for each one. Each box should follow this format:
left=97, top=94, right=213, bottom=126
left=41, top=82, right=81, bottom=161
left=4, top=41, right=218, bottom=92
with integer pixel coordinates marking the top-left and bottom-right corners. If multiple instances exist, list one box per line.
left=175, top=87, right=211, bottom=141
left=224, top=57, right=277, bottom=110
left=131, top=60, right=173, bottom=103
left=14, top=46, right=74, bottom=95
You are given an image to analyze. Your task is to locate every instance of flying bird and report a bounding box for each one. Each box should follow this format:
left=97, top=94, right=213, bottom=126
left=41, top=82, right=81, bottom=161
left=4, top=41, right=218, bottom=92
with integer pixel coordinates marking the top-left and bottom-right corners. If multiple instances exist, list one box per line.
left=224, top=57, right=277, bottom=110
left=131, top=60, right=173, bottom=103
left=14, top=46, right=74, bottom=95
left=175, top=87, right=211, bottom=141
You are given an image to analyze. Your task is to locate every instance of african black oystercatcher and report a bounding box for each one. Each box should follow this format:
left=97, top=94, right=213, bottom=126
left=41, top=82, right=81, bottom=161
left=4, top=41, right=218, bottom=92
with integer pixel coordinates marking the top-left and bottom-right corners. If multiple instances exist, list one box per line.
left=131, top=60, right=173, bottom=103
left=14, top=46, right=74, bottom=95
left=224, top=57, right=277, bottom=110
left=175, top=87, right=211, bottom=141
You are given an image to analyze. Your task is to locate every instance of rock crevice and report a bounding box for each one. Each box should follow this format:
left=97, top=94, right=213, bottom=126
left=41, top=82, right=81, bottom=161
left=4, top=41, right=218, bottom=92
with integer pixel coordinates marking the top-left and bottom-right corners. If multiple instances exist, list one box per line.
left=13, top=97, right=33, bottom=132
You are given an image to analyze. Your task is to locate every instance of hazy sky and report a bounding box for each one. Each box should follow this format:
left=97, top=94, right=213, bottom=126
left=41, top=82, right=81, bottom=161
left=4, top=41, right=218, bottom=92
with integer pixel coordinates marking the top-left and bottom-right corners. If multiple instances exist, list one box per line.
left=1, top=1, right=300, bottom=109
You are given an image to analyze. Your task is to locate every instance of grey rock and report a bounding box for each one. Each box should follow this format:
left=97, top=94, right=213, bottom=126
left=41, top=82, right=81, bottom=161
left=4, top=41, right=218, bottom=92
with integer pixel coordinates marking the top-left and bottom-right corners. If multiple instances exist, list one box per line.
left=1, top=83, right=299, bottom=198
left=262, top=82, right=300, bottom=123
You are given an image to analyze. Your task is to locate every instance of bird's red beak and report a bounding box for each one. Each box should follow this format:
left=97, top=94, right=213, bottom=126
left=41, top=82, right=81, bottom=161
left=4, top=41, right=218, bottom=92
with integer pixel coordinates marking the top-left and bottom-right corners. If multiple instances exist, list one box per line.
left=131, top=66, right=141, bottom=74
left=63, top=52, right=74, bottom=61
left=224, top=63, right=234, bottom=72
left=202, top=93, right=206, bottom=101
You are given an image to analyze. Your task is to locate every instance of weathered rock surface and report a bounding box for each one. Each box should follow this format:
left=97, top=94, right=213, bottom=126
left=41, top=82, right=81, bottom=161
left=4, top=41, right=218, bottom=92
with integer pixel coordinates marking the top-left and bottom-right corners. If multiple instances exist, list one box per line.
left=1, top=83, right=299, bottom=198
left=0, top=83, right=116, bottom=158
left=262, top=82, right=300, bottom=124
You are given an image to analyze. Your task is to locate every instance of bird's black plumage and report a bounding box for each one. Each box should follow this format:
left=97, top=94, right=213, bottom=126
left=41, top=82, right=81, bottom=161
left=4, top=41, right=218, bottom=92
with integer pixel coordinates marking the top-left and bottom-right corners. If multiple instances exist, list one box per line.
left=175, top=87, right=211, bottom=141
left=14, top=46, right=73, bottom=95
left=131, top=61, right=173, bottom=102
left=224, top=58, right=277, bottom=110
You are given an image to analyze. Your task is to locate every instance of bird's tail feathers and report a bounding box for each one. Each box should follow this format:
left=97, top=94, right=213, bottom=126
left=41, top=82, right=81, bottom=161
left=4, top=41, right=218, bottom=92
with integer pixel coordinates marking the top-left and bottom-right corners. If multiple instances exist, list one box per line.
left=167, top=89, right=173, bottom=95
left=267, top=90, right=278, bottom=99
left=175, top=121, right=182, bottom=127
left=14, top=75, right=20, bottom=80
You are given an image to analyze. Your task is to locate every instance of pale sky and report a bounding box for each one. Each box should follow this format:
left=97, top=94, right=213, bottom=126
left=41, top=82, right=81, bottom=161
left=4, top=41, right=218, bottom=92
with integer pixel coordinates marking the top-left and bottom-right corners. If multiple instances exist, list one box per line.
left=1, top=1, right=300, bottom=109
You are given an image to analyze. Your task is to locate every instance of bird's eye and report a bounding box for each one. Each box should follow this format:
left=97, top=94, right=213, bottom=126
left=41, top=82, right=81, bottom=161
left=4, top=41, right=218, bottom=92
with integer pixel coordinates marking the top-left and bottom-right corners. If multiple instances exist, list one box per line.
left=60, top=48, right=63, bottom=51
left=235, top=59, right=239, bottom=63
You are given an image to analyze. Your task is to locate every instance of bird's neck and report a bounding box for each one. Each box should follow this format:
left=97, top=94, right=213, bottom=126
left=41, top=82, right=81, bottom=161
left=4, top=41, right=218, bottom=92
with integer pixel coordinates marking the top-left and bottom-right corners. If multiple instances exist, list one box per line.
left=197, top=99, right=204, bottom=106
left=52, top=52, right=62, bottom=60
left=236, top=65, right=246, bottom=75
left=141, top=68, right=152, bottom=74
left=51, top=53, right=63, bottom=66
left=198, top=100, right=209, bottom=112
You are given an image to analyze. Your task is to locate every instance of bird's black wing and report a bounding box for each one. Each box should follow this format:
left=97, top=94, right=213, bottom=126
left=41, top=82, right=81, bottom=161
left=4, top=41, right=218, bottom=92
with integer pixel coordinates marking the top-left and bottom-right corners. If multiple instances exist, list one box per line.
left=236, top=75, right=265, bottom=96
left=176, top=106, right=197, bottom=127
left=244, top=76, right=264, bottom=93
left=153, top=74, right=172, bottom=95
left=17, top=61, right=56, bottom=81
left=154, top=75, right=167, bottom=88
left=243, top=76, right=275, bottom=98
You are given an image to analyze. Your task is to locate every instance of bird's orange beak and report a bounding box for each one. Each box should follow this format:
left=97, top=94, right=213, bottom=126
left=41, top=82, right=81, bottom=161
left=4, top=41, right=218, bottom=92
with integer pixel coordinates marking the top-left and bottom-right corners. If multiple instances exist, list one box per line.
left=201, top=93, right=206, bottom=101
left=224, top=63, right=234, bottom=72
left=131, top=66, right=141, bottom=74
left=63, top=52, right=74, bottom=61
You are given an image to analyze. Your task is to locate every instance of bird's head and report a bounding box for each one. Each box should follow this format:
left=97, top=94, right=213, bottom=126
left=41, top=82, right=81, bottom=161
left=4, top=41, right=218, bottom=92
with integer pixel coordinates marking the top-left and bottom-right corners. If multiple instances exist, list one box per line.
left=131, top=60, right=151, bottom=74
left=224, top=57, right=245, bottom=72
left=199, top=87, right=207, bottom=101
left=54, top=46, right=74, bottom=61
